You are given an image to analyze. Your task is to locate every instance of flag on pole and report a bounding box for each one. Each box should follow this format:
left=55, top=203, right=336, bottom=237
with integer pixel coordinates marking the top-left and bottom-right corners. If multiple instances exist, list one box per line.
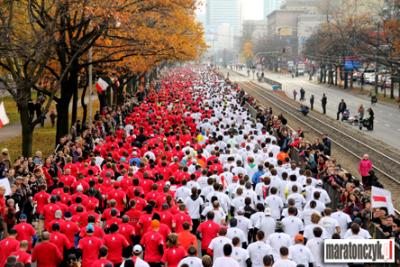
left=95, top=78, right=109, bottom=94
left=0, top=102, right=10, bottom=128
left=371, top=186, right=395, bottom=215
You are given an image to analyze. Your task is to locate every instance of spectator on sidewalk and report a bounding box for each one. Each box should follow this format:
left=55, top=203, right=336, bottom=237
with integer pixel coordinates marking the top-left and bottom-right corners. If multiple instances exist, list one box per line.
left=358, top=154, right=373, bottom=185
left=321, top=93, right=327, bottom=114
left=337, top=99, right=347, bottom=120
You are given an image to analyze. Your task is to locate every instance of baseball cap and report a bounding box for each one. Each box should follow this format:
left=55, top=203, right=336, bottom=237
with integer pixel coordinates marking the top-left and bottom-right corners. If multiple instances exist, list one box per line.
left=86, top=224, right=94, bottom=233
left=295, top=234, right=304, bottom=242
left=133, top=245, right=143, bottom=253
left=151, top=219, right=160, bottom=229
left=316, top=180, right=323, bottom=186
left=55, top=210, right=62, bottom=219
left=19, top=214, right=27, bottom=220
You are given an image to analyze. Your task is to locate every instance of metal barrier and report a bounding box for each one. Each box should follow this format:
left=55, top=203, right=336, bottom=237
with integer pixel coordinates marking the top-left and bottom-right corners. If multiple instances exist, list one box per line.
left=262, top=77, right=282, bottom=90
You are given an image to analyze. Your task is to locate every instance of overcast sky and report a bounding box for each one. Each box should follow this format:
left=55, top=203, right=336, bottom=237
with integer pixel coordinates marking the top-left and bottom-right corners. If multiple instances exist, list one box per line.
left=197, top=0, right=264, bottom=20
left=243, top=0, right=264, bottom=20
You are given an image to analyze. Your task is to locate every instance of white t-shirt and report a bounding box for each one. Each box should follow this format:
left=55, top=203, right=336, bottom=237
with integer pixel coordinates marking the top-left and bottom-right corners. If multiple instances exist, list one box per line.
left=306, top=237, right=324, bottom=267
left=236, top=215, right=253, bottom=239
left=319, top=216, right=339, bottom=238
left=331, top=211, right=352, bottom=237
left=232, top=247, right=250, bottom=267
left=184, top=196, right=204, bottom=219
left=254, top=215, right=276, bottom=238
left=227, top=227, right=247, bottom=245
left=265, top=195, right=284, bottom=220
left=121, top=257, right=149, bottom=267
left=208, top=236, right=232, bottom=261
left=213, top=256, right=240, bottom=267
left=267, top=233, right=292, bottom=254
left=281, top=215, right=304, bottom=238
left=272, top=259, right=297, bottom=267
left=289, top=244, right=314, bottom=267
left=247, top=241, right=273, bottom=267
left=344, top=228, right=371, bottom=239
left=178, top=256, right=203, bottom=267
left=304, top=223, right=328, bottom=240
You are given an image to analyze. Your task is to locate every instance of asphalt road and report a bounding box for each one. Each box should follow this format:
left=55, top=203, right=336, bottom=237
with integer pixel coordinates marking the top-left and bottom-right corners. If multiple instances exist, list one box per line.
left=229, top=69, right=400, bottom=150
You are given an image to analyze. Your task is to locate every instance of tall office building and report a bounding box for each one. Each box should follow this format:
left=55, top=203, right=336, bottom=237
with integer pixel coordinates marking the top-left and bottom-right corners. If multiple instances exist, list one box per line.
left=206, top=0, right=243, bottom=37
left=263, top=0, right=283, bottom=19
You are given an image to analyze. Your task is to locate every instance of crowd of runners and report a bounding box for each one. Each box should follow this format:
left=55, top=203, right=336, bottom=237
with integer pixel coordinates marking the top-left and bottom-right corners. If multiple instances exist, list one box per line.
left=0, top=67, right=398, bottom=267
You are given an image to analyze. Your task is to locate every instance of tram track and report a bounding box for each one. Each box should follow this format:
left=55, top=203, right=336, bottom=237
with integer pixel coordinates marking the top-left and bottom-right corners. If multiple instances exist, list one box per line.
left=240, top=81, right=400, bottom=211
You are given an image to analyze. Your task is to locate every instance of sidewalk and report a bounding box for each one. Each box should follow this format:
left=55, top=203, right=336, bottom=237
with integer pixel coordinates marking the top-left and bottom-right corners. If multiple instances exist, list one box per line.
left=228, top=67, right=400, bottom=150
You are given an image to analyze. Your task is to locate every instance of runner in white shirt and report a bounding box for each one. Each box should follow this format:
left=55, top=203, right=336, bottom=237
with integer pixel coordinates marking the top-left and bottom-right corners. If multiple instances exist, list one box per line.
left=227, top=218, right=247, bottom=247
left=120, top=245, right=149, bottom=267
left=288, top=234, right=314, bottom=267
left=208, top=228, right=232, bottom=261
left=247, top=231, right=273, bottom=267
left=301, top=200, right=321, bottom=225
left=272, top=246, right=297, bottom=267
left=286, top=185, right=306, bottom=210
left=304, top=213, right=328, bottom=240
left=254, top=208, right=276, bottom=239
left=306, top=227, right=324, bottom=267
left=312, top=181, right=331, bottom=205
left=344, top=223, right=370, bottom=239
left=264, top=188, right=283, bottom=220
left=213, top=243, right=240, bottom=267
left=281, top=199, right=303, bottom=219
left=178, top=246, right=203, bottom=267
left=232, top=237, right=250, bottom=267
left=319, top=208, right=340, bottom=238
left=331, top=205, right=352, bottom=238
left=236, top=209, right=253, bottom=240
left=281, top=207, right=304, bottom=238
left=267, top=222, right=292, bottom=258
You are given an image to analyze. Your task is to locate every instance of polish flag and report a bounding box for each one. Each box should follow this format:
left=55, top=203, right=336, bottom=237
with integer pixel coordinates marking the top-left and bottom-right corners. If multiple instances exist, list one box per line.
left=0, top=102, right=10, bottom=128
left=95, top=78, right=109, bottom=94
left=371, top=186, right=395, bottom=215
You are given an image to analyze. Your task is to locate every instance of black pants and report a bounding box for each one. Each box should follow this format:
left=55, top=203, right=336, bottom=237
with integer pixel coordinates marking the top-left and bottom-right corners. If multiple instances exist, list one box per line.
left=149, top=263, right=163, bottom=267
left=192, top=219, right=200, bottom=234
left=322, top=105, right=326, bottom=114
left=337, top=111, right=341, bottom=120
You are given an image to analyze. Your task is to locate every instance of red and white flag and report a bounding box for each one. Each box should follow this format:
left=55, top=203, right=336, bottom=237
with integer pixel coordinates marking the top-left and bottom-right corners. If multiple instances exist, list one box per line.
left=0, top=102, right=10, bottom=128
left=95, top=78, right=109, bottom=94
left=371, top=186, right=395, bottom=215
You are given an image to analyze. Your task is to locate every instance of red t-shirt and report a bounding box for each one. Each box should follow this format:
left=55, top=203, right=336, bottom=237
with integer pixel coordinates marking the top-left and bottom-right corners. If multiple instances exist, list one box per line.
left=11, top=249, right=32, bottom=265
left=60, top=220, right=80, bottom=244
left=140, top=230, right=164, bottom=263
left=119, top=223, right=135, bottom=245
left=162, top=246, right=187, bottom=267
left=197, top=220, right=220, bottom=249
left=50, top=231, right=72, bottom=255
left=33, top=190, right=50, bottom=215
left=103, top=233, right=129, bottom=264
left=0, top=237, right=19, bottom=267
left=13, top=222, right=36, bottom=250
left=32, top=241, right=62, bottom=267
left=78, top=236, right=103, bottom=267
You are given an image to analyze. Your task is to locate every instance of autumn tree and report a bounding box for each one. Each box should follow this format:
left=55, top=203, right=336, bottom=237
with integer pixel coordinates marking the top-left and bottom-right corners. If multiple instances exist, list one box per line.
left=242, top=41, right=254, bottom=67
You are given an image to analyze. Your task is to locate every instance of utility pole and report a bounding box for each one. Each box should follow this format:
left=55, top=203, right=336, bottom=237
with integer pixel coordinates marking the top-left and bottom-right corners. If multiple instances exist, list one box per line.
left=374, top=22, right=380, bottom=94
left=88, top=46, right=93, bottom=125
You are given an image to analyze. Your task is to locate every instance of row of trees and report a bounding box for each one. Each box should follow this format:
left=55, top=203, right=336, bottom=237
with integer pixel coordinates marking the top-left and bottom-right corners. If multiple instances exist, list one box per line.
left=303, top=0, right=400, bottom=93
left=0, top=0, right=206, bottom=156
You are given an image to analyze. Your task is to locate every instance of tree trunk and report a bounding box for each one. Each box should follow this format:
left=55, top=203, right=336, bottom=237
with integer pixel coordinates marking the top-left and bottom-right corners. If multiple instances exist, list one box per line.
left=81, top=85, right=88, bottom=124
left=71, top=86, right=78, bottom=125
left=19, top=103, right=34, bottom=157
left=56, top=83, right=73, bottom=144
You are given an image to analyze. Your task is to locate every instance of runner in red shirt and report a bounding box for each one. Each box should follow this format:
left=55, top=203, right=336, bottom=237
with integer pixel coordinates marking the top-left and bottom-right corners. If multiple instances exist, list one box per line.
left=33, top=185, right=50, bottom=216
left=50, top=223, right=72, bottom=256
left=10, top=240, right=32, bottom=266
left=197, top=211, right=220, bottom=255
left=0, top=229, right=19, bottom=267
left=91, top=246, right=113, bottom=267
left=119, top=216, right=136, bottom=257
left=13, top=214, right=36, bottom=251
left=32, top=231, right=63, bottom=267
left=60, top=211, right=80, bottom=245
left=103, top=223, right=129, bottom=265
left=162, top=233, right=187, bottom=267
left=140, top=220, right=165, bottom=265
left=78, top=224, right=103, bottom=267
